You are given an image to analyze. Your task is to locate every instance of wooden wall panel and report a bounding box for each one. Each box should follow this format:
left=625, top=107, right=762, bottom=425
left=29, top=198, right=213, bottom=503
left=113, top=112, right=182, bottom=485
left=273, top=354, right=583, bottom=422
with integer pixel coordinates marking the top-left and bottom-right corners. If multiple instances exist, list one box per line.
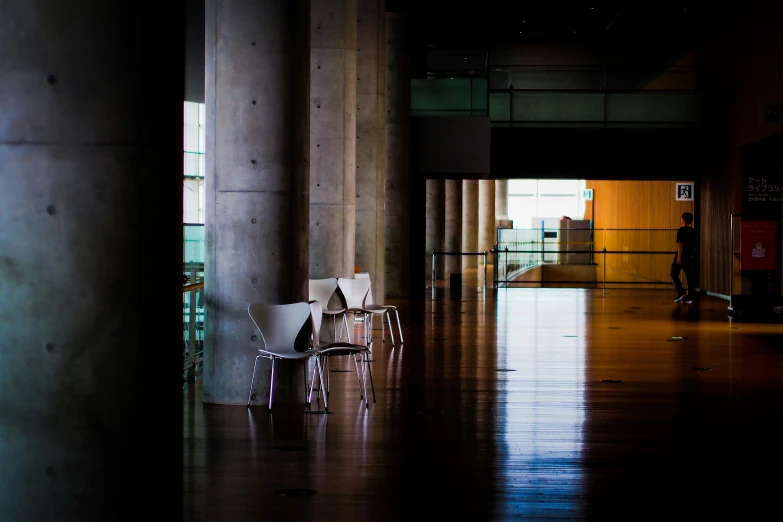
left=584, top=180, right=694, bottom=287
left=699, top=0, right=783, bottom=296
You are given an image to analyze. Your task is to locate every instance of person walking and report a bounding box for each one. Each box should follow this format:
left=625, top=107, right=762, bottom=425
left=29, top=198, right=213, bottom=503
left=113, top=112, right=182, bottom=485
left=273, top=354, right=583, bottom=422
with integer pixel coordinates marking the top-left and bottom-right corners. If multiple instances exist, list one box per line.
left=671, top=211, right=697, bottom=304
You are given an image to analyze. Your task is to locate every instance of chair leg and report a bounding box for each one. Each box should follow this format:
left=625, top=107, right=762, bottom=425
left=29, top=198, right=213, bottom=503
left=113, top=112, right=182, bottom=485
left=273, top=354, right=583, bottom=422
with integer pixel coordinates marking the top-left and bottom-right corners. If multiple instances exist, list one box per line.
left=386, top=311, right=395, bottom=346
left=247, top=355, right=261, bottom=407
left=302, top=360, right=308, bottom=403
left=363, top=352, right=375, bottom=405
left=308, top=358, right=319, bottom=405
left=333, top=314, right=337, bottom=342
left=352, top=354, right=364, bottom=400
left=343, top=313, right=351, bottom=342
left=381, top=313, right=385, bottom=341
left=268, top=357, right=276, bottom=410
left=325, top=356, right=330, bottom=396
left=395, top=309, right=404, bottom=344
left=316, top=356, right=328, bottom=412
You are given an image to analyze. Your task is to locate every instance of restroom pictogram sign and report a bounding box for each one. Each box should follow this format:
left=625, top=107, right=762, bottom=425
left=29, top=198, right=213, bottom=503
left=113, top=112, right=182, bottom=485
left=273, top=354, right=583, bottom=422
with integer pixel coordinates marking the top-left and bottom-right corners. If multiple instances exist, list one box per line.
left=741, top=220, right=778, bottom=271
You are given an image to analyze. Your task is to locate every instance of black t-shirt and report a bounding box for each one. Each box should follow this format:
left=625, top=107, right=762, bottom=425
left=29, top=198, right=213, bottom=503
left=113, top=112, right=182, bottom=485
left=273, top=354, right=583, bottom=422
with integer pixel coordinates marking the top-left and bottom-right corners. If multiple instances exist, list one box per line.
left=676, top=226, right=697, bottom=261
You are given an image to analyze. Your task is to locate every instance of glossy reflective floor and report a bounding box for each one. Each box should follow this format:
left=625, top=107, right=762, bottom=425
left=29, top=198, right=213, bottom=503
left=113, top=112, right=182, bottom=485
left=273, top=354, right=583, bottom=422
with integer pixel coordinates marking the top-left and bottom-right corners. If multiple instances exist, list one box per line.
left=183, top=288, right=783, bottom=521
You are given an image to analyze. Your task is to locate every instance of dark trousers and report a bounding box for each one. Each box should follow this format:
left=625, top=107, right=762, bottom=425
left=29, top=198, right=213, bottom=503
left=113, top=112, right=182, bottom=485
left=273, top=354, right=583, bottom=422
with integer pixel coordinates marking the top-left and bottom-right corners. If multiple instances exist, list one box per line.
left=671, top=257, right=696, bottom=297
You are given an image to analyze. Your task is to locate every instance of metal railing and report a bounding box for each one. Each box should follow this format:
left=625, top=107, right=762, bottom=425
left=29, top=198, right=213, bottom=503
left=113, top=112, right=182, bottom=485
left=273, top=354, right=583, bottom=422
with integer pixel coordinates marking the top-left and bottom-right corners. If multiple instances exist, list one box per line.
left=431, top=251, right=489, bottom=290
left=410, top=64, right=698, bottom=126
left=488, top=64, right=697, bottom=92
left=183, top=280, right=204, bottom=387
left=493, top=247, right=677, bottom=289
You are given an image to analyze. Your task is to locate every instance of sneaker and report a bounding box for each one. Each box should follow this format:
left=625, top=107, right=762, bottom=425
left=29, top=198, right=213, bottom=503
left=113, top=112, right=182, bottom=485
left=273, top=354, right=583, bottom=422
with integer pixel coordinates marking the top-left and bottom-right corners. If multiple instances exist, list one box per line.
left=774, top=305, right=783, bottom=314
left=674, top=294, right=686, bottom=303
left=683, top=298, right=694, bottom=304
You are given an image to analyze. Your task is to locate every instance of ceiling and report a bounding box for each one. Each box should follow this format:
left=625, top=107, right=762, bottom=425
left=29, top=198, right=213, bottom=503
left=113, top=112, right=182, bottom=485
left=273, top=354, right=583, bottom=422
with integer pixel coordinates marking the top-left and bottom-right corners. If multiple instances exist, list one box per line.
left=402, top=1, right=744, bottom=79
left=405, top=1, right=735, bottom=46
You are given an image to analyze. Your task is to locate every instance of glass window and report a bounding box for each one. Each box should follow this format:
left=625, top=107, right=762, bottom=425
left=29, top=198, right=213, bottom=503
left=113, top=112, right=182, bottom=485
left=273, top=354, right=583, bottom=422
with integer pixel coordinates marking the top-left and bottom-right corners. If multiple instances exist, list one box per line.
left=508, top=180, right=587, bottom=225
left=183, top=101, right=206, bottom=224
left=183, top=178, right=202, bottom=224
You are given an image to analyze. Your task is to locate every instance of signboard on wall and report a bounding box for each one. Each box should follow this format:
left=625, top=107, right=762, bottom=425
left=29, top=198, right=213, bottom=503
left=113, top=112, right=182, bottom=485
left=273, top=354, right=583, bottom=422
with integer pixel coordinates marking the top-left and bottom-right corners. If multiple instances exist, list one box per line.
left=675, top=182, right=694, bottom=201
left=743, top=176, right=782, bottom=206
left=742, top=136, right=783, bottom=218
left=741, top=220, right=778, bottom=271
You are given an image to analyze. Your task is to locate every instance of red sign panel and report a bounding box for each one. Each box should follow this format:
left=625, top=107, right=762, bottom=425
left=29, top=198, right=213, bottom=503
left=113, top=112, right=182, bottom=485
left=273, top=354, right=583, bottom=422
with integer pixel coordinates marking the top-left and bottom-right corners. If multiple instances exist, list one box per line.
left=741, top=220, right=778, bottom=271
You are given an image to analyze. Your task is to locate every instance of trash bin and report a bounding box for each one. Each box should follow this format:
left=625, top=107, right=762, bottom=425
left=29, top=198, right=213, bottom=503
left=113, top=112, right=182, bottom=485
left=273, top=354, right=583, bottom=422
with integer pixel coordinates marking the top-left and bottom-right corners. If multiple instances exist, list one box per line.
left=449, top=272, right=462, bottom=296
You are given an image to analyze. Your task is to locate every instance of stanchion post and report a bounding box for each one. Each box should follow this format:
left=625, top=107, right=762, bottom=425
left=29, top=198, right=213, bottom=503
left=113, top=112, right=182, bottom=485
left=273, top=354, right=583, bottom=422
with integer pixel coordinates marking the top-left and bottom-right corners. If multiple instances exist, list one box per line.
left=432, top=252, right=436, bottom=292
left=484, top=251, right=488, bottom=288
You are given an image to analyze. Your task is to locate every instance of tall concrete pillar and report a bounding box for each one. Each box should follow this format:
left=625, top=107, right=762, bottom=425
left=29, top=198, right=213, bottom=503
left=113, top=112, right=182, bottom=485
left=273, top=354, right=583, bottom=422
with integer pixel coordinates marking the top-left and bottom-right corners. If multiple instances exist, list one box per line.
left=495, top=178, right=513, bottom=229
left=355, top=0, right=386, bottom=299
left=462, top=180, right=479, bottom=270
left=496, top=179, right=509, bottom=221
left=385, top=12, right=411, bottom=298
left=425, top=179, right=445, bottom=282
left=0, top=1, right=182, bottom=519
left=478, top=179, right=496, bottom=263
left=205, top=1, right=310, bottom=406
left=310, top=0, right=357, bottom=279
left=445, top=180, right=463, bottom=277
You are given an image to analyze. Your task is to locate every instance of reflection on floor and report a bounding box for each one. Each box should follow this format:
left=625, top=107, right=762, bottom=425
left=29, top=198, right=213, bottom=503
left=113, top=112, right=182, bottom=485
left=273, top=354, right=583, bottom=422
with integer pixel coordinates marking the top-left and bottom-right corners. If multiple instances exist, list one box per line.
left=183, top=288, right=783, bottom=521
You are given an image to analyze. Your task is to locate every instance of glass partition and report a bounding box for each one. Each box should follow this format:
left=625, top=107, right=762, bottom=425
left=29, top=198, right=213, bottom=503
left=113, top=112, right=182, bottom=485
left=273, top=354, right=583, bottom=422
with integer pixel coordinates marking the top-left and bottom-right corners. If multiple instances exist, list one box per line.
left=183, top=283, right=204, bottom=387
left=496, top=228, right=679, bottom=288
left=489, top=92, right=699, bottom=127
left=411, top=78, right=488, bottom=117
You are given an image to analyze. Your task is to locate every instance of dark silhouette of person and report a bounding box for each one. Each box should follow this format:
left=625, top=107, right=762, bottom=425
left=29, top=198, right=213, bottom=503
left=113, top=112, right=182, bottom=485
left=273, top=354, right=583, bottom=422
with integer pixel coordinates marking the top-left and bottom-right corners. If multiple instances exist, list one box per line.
left=671, top=211, right=697, bottom=304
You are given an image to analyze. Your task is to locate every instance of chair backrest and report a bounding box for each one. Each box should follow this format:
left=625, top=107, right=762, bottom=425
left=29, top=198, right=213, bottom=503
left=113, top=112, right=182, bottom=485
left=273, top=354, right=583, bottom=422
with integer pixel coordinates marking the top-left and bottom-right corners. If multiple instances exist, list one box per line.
left=247, top=302, right=312, bottom=350
left=337, top=277, right=371, bottom=309
left=309, top=278, right=340, bottom=310
left=308, top=300, right=323, bottom=346
left=354, top=272, right=374, bottom=305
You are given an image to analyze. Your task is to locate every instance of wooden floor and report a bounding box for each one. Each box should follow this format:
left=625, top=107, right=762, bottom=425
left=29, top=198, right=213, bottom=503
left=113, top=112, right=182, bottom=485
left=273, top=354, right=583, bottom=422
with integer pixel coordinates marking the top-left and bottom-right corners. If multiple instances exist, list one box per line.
left=183, top=288, right=783, bottom=521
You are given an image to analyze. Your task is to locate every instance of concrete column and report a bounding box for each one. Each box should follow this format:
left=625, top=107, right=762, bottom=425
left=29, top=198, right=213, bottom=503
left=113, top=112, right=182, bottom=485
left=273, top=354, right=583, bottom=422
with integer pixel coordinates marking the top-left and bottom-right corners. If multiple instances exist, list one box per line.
left=0, top=1, right=182, bottom=520
left=496, top=179, right=509, bottom=220
left=385, top=12, right=411, bottom=298
left=355, top=0, right=386, bottom=300
left=478, top=179, right=496, bottom=262
left=204, top=1, right=310, bottom=406
left=462, top=180, right=479, bottom=270
left=310, top=0, right=357, bottom=279
left=445, top=180, right=463, bottom=277
left=425, top=179, right=445, bottom=282
left=495, top=178, right=513, bottom=229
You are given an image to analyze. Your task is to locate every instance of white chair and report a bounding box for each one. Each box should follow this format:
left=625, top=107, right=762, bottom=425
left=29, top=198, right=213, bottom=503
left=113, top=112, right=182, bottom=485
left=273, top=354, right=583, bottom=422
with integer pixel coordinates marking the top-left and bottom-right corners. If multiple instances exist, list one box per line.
left=308, top=301, right=375, bottom=409
left=354, top=272, right=404, bottom=345
left=309, top=277, right=351, bottom=342
left=336, top=276, right=374, bottom=343
left=336, top=277, right=381, bottom=399
left=246, top=302, right=325, bottom=410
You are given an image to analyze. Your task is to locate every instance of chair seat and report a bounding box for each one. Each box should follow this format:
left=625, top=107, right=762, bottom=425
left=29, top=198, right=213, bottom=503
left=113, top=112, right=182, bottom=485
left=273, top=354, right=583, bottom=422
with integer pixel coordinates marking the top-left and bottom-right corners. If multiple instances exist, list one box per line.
left=364, top=304, right=392, bottom=311
left=353, top=305, right=385, bottom=314
left=258, top=346, right=318, bottom=360
left=313, top=342, right=369, bottom=356
left=321, top=309, right=345, bottom=315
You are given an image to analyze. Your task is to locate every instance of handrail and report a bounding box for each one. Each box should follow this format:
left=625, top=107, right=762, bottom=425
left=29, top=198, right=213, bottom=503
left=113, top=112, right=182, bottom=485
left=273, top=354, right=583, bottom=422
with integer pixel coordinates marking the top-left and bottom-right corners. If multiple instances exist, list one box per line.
left=183, top=281, right=204, bottom=385
left=492, top=246, right=676, bottom=291
left=183, top=281, right=204, bottom=292
left=488, top=88, right=696, bottom=94
left=494, top=250, right=674, bottom=254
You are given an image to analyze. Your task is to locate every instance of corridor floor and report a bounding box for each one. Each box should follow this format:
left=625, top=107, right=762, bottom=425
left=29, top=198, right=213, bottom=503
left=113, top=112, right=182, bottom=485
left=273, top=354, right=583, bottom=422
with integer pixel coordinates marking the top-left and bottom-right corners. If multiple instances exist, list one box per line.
left=183, top=288, right=783, bottom=521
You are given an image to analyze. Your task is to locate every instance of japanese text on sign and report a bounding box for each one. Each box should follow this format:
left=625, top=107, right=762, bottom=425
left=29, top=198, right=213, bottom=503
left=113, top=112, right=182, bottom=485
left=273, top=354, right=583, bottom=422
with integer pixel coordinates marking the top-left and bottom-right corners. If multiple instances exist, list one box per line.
left=746, top=177, right=783, bottom=203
